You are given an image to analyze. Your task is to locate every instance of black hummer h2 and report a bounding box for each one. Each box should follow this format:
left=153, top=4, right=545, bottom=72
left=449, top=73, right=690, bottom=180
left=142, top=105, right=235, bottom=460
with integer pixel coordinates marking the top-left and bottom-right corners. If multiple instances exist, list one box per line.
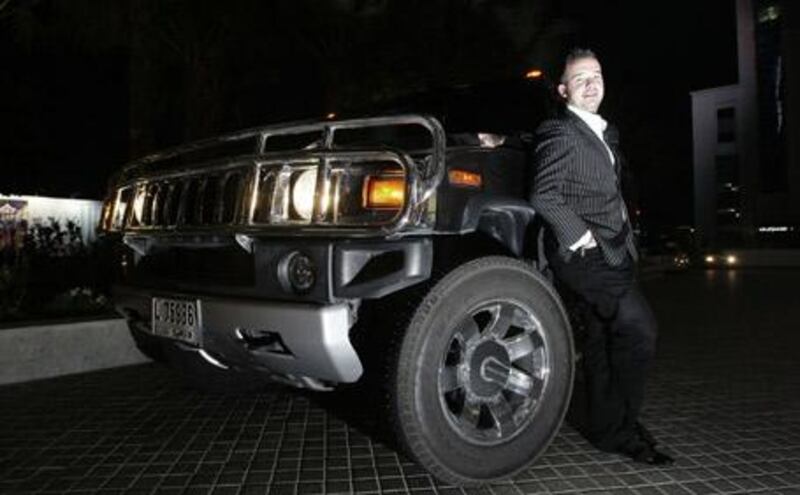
left=99, top=79, right=574, bottom=485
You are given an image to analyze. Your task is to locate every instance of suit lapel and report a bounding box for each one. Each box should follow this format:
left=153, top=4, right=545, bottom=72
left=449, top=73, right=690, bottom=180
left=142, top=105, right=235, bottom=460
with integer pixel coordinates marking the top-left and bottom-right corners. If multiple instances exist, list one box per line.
left=604, top=125, right=623, bottom=177
left=566, top=111, right=615, bottom=169
left=611, top=146, right=622, bottom=177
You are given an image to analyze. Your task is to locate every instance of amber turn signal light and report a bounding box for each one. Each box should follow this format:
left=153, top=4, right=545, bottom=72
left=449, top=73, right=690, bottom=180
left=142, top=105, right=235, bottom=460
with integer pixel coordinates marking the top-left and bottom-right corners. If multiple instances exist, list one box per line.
left=448, top=169, right=482, bottom=188
left=524, top=69, right=543, bottom=79
left=364, top=176, right=405, bottom=209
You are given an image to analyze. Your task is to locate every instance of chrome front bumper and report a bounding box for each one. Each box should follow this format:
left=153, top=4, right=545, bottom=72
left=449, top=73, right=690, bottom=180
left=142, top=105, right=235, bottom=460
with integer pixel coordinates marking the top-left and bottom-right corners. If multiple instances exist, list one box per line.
left=115, top=287, right=363, bottom=384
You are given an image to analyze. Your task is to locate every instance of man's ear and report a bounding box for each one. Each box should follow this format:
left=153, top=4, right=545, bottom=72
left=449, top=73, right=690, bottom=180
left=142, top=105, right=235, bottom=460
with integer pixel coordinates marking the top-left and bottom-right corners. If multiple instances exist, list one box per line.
left=557, top=84, right=568, bottom=99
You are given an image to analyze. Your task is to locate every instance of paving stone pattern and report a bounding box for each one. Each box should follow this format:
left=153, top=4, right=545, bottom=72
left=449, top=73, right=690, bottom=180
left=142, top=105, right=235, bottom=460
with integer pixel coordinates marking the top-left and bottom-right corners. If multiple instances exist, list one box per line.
left=1, top=269, right=799, bottom=494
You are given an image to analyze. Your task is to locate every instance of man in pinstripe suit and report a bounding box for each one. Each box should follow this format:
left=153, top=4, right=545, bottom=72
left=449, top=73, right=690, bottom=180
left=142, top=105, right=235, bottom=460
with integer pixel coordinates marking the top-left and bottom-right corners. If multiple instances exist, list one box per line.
left=530, top=49, right=673, bottom=465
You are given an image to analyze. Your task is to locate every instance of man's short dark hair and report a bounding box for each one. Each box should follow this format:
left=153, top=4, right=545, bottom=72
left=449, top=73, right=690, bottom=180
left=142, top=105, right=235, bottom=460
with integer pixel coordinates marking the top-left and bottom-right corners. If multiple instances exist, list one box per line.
left=560, top=48, right=599, bottom=83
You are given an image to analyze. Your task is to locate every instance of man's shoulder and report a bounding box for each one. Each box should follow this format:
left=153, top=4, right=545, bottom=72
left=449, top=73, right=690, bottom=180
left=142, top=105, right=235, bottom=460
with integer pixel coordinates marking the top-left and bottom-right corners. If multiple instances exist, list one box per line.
left=535, top=113, right=578, bottom=139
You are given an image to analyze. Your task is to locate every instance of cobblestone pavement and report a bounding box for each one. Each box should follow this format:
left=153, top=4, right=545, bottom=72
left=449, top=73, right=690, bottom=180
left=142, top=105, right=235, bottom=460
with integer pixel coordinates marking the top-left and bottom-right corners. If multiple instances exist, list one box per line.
left=1, top=269, right=799, bottom=495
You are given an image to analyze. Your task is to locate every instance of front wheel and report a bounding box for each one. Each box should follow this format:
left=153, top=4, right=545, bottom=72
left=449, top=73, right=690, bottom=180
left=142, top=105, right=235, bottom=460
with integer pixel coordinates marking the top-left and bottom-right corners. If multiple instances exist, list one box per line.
left=392, top=256, right=574, bottom=485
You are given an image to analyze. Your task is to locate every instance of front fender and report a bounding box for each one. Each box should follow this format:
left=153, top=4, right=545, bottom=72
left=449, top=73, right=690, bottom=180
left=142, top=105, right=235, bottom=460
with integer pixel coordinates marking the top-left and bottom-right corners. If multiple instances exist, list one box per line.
left=459, top=195, right=536, bottom=257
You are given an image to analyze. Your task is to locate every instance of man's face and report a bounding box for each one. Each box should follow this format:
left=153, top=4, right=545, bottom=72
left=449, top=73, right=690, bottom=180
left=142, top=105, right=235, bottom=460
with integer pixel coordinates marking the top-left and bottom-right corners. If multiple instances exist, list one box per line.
left=558, top=57, right=604, bottom=113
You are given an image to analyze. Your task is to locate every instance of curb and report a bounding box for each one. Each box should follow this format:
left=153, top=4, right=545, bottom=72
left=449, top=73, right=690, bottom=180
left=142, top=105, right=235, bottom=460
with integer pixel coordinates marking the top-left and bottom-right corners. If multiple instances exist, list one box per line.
left=0, top=318, right=149, bottom=385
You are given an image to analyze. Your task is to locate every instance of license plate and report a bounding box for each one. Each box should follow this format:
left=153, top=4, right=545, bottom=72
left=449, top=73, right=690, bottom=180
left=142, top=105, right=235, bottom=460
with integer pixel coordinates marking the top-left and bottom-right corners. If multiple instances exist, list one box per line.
left=151, top=297, right=202, bottom=345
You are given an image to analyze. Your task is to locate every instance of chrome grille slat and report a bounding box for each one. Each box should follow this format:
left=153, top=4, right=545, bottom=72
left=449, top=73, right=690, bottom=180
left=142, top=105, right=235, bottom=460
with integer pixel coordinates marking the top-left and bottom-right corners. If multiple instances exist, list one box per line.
left=152, top=184, right=166, bottom=226
left=221, top=172, right=243, bottom=224
left=199, top=177, right=214, bottom=225
left=165, top=182, right=182, bottom=226
left=174, top=178, right=189, bottom=225
left=182, top=177, right=200, bottom=225
left=244, top=167, right=260, bottom=225
left=214, top=175, right=225, bottom=224
left=144, top=184, right=156, bottom=226
left=271, top=166, right=291, bottom=224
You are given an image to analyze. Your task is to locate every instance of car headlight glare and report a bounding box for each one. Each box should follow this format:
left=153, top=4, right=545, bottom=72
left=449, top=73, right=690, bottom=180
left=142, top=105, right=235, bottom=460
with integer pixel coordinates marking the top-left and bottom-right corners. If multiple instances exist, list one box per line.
left=291, top=169, right=318, bottom=220
left=132, top=186, right=146, bottom=225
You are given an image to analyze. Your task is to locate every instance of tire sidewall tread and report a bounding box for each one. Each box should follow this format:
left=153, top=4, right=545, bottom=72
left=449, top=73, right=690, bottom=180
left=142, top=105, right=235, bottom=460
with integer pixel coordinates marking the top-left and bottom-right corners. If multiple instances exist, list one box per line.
left=393, top=256, right=574, bottom=485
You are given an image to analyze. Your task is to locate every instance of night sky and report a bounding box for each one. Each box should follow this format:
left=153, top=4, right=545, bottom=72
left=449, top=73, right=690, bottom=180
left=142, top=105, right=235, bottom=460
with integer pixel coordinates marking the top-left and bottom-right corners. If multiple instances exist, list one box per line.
left=1, top=0, right=738, bottom=230
left=572, top=0, right=739, bottom=229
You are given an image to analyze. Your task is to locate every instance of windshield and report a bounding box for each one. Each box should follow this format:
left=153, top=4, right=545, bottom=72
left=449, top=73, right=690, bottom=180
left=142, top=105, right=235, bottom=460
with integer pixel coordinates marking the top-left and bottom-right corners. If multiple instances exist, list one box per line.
left=348, top=78, right=557, bottom=136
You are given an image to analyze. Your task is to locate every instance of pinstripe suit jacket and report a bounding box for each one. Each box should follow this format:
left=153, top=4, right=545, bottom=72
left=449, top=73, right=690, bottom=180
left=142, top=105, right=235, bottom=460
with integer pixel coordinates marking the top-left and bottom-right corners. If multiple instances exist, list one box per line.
left=529, top=110, right=637, bottom=266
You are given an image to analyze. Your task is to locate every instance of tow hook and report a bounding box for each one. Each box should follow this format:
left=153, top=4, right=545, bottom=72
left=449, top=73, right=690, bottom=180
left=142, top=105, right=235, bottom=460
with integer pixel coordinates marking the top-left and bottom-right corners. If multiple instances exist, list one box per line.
left=235, top=328, right=293, bottom=355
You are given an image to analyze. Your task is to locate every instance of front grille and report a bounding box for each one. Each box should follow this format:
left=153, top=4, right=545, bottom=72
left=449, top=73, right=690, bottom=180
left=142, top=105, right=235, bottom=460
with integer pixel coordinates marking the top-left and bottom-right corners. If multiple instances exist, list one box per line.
left=125, top=168, right=250, bottom=229
left=102, top=115, right=448, bottom=235
left=110, top=154, right=410, bottom=232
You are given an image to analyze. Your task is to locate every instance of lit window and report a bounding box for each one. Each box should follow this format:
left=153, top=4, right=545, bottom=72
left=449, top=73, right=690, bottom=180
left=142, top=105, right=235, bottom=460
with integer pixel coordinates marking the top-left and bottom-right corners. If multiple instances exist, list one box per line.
left=758, top=5, right=780, bottom=23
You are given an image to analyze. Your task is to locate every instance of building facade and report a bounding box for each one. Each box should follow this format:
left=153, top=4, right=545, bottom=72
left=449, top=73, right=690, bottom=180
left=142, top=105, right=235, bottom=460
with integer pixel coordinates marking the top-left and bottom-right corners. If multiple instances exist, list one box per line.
left=691, top=0, right=799, bottom=247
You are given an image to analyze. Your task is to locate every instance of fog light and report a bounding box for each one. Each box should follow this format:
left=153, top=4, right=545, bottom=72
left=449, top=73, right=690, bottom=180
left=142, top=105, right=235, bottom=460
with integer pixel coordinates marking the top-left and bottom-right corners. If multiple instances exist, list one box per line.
left=278, top=251, right=316, bottom=294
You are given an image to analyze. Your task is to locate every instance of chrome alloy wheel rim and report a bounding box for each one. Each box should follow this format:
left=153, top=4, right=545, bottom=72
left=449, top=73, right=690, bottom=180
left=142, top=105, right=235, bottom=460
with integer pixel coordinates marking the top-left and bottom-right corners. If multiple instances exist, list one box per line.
left=438, top=300, right=551, bottom=445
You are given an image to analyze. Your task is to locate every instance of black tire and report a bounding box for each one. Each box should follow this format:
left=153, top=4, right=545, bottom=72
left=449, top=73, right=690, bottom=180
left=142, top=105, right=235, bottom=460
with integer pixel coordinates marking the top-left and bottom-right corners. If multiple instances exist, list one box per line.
left=392, top=256, right=574, bottom=485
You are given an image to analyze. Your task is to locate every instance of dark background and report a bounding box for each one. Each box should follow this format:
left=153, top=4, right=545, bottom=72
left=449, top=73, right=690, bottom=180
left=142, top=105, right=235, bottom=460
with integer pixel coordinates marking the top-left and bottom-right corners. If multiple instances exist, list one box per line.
left=0, top=0, right=738, bottom=232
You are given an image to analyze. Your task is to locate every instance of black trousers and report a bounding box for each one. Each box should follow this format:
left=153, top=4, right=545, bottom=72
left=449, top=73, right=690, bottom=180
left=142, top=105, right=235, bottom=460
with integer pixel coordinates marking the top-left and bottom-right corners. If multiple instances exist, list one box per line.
left=547, top=246, right=658, bottom=451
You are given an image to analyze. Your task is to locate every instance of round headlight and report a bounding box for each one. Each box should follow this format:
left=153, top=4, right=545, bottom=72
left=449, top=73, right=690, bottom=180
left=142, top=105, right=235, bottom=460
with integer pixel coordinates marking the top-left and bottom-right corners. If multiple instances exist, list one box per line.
left=291, top=169, right=317, bottom=220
